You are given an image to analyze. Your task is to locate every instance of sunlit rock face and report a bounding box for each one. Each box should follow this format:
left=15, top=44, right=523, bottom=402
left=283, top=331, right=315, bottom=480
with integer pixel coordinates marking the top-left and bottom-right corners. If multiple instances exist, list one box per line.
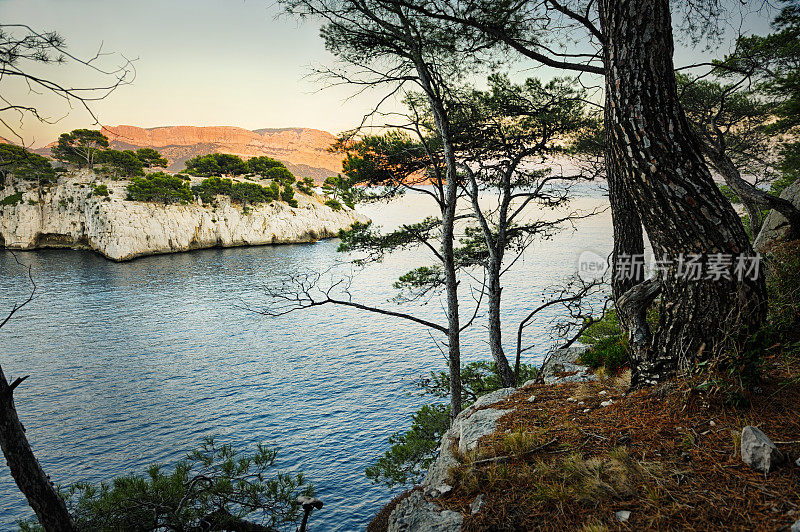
left=0, top=170, right=366, bottom=261
left=36, top=125, right=345, bottom=183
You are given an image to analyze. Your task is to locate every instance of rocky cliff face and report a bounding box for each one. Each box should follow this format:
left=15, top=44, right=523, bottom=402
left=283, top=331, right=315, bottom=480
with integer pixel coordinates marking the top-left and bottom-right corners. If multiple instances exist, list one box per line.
left=0, top=171, right=366, bottom=261
left=99, top=125, right=344, bottom=182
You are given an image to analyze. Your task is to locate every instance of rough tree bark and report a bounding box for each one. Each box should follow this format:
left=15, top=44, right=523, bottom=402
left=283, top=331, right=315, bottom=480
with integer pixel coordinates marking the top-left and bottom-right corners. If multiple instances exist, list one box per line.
left=0, top=367, right=76, bottom=531
left=599, top=0, right=767, bottom=386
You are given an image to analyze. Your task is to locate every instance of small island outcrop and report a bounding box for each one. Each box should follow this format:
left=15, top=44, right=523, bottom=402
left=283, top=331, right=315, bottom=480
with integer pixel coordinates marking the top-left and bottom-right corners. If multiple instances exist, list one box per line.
left=0, top=170, right=368, bottom=261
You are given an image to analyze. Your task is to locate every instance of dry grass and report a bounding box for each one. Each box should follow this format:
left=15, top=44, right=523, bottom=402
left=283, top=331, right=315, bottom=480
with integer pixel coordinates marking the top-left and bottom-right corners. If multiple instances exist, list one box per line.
left=438, top=356, right=800, bottom=531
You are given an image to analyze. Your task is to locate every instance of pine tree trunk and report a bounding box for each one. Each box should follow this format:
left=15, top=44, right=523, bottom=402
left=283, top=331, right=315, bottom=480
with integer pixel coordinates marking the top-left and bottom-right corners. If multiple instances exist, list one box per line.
left=0, top=368, right=77, bottom=531
left=599, top=0, right=766, bottom=385
left=487, top=258, right=515, bottom=387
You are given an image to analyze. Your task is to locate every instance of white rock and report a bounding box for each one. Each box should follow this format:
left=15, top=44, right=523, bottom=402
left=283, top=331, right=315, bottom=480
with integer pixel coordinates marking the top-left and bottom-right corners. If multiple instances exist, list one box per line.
left=470, top=494, right=486, bottom=515
left=567, top=397, right=577, bottom=403
left=615, top=510, right=631, bottom=522
left=598, top=390, right=608, bottom=396
left=795, top=456, right=800, bottom=468
left=387, top=491, right=463, bottom=532
left=791, top=519, right=800, bottom=532
left=600, top=400, right=614, bottom=407
left=754, top=179, right=800, bottom=251
left=741, top=426, right=783, bottom=473
left=709, top=421, right=716, bottom=427
left=0, top=171, right=368, bottom=261
left=527, top=395, right=536, bottom=402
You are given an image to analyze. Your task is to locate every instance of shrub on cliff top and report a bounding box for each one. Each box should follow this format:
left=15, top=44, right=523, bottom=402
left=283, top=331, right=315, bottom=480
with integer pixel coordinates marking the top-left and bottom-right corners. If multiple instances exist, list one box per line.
left=126, top=172, right=192, bottom=204
left=248, top=156, right=286, bottom=176
left=193, top=177, right=281, bottom=205
left=0, top=144, right=55, bottom=186
left=185, top=153, right=249, bottom=177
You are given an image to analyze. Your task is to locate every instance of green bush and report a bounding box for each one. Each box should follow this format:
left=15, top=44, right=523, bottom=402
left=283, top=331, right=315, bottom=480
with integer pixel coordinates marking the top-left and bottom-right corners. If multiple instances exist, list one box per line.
left=126, top=172, right=193, bottom=204
left=579, top=336, right=629, bottom=374
left=185, top=153, right=249, bottom=177
left=324, top=198, right=342, bottom=211
left=718, top=184, right=741, bottom=204
left=193, top=177, right=280, bottom=205
left=578, top=309, right=629, bottom=374
left=231, top=181, right=277, bottom=204
left=91, top=184, right=110, bottom=197
left=95, top=149, right=145, bottom=177
left=20, top=438, right=312, bottom=532
left=0, top=191, right=23, bottom=206
left=765, top=239, right=800, bottom=336
left=296, top=177, right=315, bottom=195
left=263, top=166, right=296, bottom=186
left=0, top=144, right=55, bottom=185
left=248, top=156, right=286, bottom=176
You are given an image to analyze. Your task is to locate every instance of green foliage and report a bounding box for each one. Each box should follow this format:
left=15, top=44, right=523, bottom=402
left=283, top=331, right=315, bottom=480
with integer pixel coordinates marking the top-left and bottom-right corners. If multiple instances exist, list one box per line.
left=337, top=218, right=441, bottom=263
left=296, top=177, right=315, bottom=195
left=95, top=149, right=145, bottom=177
left=337, top=131, right=429, bottom=189
left=365, top=403, right=450, bottom=487
left=322, top=174, right=358, bottom=208
left=0, top=191, right=23, bottom=206
left=280, top=184, right=295, bottom=203
left=0, top=144, right=55, bottom=185
left=324, top=198, right=342, bottom=211
left=193, top=177, right=284, bottom=205
left=392, top=265, right=444, bottom=302
left=578, top=309, right=629, bottom=374
left=579, top=336, right=629, bottom=375
left=718, top=184, right=741, bottom=204
left=262, top=166, right=296, bottom=186
left=192, top=176, right=233, bottom=203
left=248, top=156, right=286, bottom=176
left=126, top=172, right=193, bottom=204
left=418, top=361, right=539, bottom=405
left=51, top=129, right=109, bottom=168
left=366, top=361, right=538, bottom=487
left=20, top=438, right=312, bottom=531
left=774, top=142, right=800, bottom=196
left=232, top=181, right=278, bottom=204
left=135, top=148, right=168, bottom=168
left=185, top=153, right=249, bottom=177
left=765, top=239, right=800, bottom=335
left=91, top=184, right=110, bottom=197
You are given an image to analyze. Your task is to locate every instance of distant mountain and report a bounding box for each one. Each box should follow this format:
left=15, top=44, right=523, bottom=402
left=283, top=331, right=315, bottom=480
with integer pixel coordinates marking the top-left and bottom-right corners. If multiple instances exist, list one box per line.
left=37, top=125, right=345, bottom=182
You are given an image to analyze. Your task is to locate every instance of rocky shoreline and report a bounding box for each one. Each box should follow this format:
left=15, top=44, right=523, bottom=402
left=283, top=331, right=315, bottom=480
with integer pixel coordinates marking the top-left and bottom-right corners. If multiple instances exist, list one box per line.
left=387, top=347, right=591, bottom=532
left=0, top=171, right=367, bottom=261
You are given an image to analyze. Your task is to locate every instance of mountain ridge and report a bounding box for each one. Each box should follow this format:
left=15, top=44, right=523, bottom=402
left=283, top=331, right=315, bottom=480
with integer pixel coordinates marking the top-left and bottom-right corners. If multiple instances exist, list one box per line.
left=35, top=125, right=345, bottom=182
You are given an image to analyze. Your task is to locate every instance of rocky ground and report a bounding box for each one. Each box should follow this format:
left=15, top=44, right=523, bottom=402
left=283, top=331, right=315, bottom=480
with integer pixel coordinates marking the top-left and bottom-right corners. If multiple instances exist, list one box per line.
left=372, top=347, right=800, bottom=531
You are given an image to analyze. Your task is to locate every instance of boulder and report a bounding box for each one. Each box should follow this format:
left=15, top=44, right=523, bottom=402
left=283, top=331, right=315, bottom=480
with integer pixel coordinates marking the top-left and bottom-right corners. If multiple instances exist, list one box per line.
left=754, top=179, right=800, bottom=251
left=741, top=426, right=783, bottom=473
left=424, top=388, right=514, bottom=488
left=387, top=490, right=463, bottom=532
left=540, top=346, right=596, bottom=384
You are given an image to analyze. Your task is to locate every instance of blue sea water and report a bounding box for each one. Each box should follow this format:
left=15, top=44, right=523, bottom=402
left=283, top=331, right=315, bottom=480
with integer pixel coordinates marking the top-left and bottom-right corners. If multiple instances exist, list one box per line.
left=0, top=189, right=611, bottom=530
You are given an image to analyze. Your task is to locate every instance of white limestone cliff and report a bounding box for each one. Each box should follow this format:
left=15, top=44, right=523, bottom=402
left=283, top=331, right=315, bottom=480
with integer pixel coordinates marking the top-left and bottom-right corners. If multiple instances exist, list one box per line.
left=0, top=171, right=368, bottom=261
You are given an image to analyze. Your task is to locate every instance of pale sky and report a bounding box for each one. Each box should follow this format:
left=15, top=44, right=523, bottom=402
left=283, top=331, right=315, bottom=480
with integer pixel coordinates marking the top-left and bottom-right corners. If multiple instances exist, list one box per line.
left=0, top=0, right=775, bottom=147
